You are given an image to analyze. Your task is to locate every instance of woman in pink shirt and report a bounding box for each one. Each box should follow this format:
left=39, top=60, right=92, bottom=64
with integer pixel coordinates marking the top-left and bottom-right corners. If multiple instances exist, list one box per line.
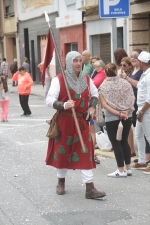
left=93, top=60, right=106, bottom=88
left=12, top=66, right=33, bottom=116
left=89, top=60, right=106, bottom=164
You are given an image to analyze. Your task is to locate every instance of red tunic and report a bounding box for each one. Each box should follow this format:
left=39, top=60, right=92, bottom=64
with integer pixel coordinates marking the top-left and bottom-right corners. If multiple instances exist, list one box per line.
left=45, top=74, right=96, bottom=169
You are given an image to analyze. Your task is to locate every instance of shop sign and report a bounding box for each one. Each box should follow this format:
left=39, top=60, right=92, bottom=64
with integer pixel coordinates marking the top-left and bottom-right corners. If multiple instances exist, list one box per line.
left=56, top=10, right=82, bottom=28
left=99, top=0, right=130, bottom=18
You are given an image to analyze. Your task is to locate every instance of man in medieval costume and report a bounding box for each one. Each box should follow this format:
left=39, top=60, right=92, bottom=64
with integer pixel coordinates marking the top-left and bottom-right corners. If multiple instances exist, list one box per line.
left=45, top=51, right=106, bottom=199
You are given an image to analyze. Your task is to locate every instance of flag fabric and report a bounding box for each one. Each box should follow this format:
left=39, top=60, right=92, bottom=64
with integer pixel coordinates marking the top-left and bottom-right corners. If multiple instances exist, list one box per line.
left=41, top=30, right=54, bottom=86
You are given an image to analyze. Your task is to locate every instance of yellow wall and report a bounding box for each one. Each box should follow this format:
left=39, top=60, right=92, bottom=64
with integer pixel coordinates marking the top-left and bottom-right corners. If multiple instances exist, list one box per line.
left=21, top=0, right=54, bottom=12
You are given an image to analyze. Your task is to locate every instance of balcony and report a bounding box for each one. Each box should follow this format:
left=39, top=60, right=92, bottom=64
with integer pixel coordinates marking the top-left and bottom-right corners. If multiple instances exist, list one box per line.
left=4, top=16, right=17, bottom=34
left=85, top=0, right=98, bottom=7
left=78, top=0, right=98, bottom=21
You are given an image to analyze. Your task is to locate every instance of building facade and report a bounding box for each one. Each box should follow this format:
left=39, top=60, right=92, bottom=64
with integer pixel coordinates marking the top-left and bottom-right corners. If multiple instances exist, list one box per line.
left=129, top=0, right=150, bottom=53
left=17, top=0, right=59, bottom=82
left=79, top=0, right=129, bottom=63
left=0, top=0, right=20, bottom=74
left=56, top=0, right=86, bottom=67
left=1, top=0, right=150, bottom=80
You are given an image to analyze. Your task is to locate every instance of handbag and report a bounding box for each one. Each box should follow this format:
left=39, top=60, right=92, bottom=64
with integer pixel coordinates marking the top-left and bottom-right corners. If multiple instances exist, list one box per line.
left=116, top=121, right=123, bottom=141
left=46, top=111, right=60, bottom=138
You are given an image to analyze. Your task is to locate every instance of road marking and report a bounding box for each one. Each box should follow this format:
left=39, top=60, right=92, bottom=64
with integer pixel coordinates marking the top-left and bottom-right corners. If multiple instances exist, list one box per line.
left=7, top=118, right=48, bottom=121
left=10, top=104, right=46, bottom=107
left=0, top=122, right=46, bottom=128
left=15, top=141, right=47, bottom=146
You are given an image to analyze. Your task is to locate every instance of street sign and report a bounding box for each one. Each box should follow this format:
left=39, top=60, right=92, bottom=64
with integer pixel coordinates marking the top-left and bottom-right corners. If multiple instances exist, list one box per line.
left=99, top=0, right=130, bottom=18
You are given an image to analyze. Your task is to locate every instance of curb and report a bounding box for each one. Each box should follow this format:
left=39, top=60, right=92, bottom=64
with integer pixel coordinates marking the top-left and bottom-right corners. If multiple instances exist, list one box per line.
left=95, top=149, right=115, bottom=159
left=95, top=148, right=138, bottom=162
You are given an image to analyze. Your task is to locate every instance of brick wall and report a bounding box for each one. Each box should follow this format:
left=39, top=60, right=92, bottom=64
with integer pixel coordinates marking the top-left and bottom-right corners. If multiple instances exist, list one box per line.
left=129, top=13, right=150, bottom=54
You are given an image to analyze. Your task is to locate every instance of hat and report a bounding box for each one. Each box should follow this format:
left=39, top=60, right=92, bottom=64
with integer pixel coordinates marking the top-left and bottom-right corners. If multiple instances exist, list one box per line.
left=138, top=51, right=150, bottom=63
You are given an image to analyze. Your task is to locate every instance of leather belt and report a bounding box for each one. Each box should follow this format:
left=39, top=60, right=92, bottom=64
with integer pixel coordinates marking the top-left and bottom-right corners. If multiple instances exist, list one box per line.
left=61, top=111, right=84, bottom=118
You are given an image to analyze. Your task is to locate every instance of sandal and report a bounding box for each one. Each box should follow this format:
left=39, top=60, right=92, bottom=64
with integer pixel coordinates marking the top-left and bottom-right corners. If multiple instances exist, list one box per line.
left=131, top=152, right=136, bottom=157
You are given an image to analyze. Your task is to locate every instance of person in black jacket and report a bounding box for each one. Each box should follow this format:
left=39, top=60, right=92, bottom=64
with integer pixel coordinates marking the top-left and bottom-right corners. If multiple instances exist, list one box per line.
left=10, top=59, right=18, bottom=86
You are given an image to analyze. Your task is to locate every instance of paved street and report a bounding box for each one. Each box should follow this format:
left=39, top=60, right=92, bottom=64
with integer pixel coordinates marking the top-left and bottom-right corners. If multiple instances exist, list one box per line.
left=0, top=82, right=150, bottom=225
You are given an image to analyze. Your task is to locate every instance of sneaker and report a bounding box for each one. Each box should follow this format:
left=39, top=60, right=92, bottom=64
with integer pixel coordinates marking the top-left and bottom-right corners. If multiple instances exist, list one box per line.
left=20, top=113, right=25, bottom=116
left=25, top=114, right=31, bottom=117
left=132, top=162, right=147, bottom=170
left=143, top=167, right=150, bottom=175
left=108, top=169, right=127, bottom=178
left=134, top=158, right=138, bottom=163
left=126, top=168, right=132, bottom=176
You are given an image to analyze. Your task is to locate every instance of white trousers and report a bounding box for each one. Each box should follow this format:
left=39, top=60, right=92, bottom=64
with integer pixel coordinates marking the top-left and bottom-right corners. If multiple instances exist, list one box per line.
left=57, top=169, right=94, bottom=184
left=135, top=110, right=150, bottom=164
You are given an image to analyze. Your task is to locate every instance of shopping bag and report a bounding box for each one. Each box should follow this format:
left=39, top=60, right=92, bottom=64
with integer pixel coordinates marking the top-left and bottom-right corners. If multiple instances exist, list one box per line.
left=96, top=131, right=112, bottom=151
left=116, top=121, right=123, bottom=141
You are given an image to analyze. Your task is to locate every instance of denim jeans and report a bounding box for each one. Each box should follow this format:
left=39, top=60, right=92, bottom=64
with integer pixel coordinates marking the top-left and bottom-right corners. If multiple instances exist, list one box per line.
left=135, top=109, right=150, bottom=164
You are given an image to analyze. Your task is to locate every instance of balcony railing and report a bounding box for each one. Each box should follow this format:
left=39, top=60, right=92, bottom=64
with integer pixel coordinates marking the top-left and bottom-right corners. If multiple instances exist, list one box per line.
left=4, top=12, right=15, bottom=19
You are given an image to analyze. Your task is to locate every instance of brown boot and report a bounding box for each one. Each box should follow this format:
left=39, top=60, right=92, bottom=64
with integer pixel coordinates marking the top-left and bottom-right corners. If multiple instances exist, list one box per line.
left=56, top=178, right=65, bottom=195
left=85, top=182, right=106, bottom=199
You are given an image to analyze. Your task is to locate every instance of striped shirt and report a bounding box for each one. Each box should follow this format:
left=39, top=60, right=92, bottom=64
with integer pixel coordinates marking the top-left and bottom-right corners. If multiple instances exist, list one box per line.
left=0, top=61, right=9, bottom=76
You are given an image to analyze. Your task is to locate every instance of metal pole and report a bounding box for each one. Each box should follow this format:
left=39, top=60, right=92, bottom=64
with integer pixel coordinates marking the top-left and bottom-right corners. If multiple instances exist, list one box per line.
left=44, top=11, right=86, bottom=153
left=112, top=18, right=117, bottom=63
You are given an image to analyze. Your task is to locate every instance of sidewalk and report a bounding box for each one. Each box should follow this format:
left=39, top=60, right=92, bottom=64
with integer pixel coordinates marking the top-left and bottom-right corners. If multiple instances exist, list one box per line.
left=8, top=78, right=138, bottom=161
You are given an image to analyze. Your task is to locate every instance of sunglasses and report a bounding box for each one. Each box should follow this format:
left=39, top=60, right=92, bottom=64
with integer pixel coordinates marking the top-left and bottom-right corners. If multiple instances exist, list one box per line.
left=120, top=64, right=127, bottom=67
left=131, top=55, right=138, bottom=59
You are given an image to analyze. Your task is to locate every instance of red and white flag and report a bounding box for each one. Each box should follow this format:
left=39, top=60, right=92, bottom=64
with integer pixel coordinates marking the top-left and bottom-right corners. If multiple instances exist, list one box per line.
left=41, top=30, right=54, bottom=86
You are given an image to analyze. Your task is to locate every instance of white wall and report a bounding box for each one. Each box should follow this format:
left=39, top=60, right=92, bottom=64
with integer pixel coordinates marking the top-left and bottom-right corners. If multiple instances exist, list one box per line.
left=86, top=17, right=129, bottom=62
left=58, top=0, right=83, bottom=16
left=17, top=0, right=58, bottom=21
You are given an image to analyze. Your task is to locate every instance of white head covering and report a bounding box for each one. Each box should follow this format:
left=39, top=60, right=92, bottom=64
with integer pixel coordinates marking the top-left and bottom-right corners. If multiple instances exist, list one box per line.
left=138, top=51, right=150, bottom=63
left=64, top=51, right=87, bottom=94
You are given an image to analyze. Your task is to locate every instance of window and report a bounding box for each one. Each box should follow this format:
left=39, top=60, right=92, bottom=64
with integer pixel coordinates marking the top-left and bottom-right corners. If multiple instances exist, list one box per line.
left=91, top=34, right=111, bottom=64
left=66, top=43, right=78, bottom=53
left=117, top=27, right=123, bottom=48
left=5, top=6, right=14, bottom=18
left=5, top=6, right=10, bottom=15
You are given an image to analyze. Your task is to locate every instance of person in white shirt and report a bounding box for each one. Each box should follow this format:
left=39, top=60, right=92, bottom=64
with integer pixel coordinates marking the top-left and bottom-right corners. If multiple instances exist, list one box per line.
left=121, top=51, right=150, bottom=174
